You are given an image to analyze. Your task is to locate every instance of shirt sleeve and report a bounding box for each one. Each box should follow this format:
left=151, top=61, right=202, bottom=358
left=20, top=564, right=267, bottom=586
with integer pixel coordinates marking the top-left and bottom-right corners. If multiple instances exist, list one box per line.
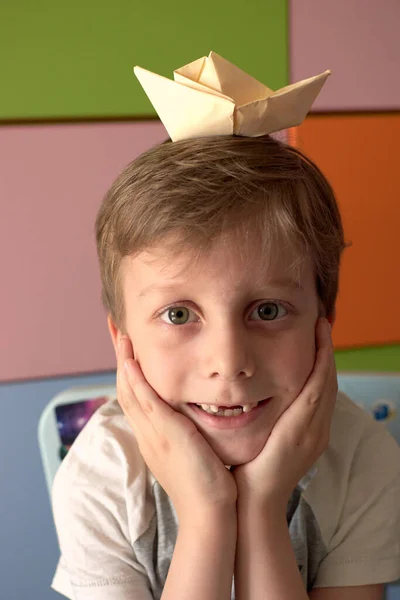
left=51, top=413, right=154, bottom=600
left=313, top=422, right=400, bottom=588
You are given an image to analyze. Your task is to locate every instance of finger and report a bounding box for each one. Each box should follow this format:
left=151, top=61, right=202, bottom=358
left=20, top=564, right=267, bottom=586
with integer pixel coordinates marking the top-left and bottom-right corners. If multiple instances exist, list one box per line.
left=303, top=318, right=335, bottom=405
left=116, top=337, right=153, bottom=436
left=308, top=319, right=338, bottom=429
left=313, top=318, right=338, bottom=406
left=118, top=336, right=170, bottom=423
left=284, top=319, right=335, bottom=430
left=123, top=352, right=200, bottom=443
left=311, top=355, right=338, bottom=427
left=276, top=319, right=337, bottom=449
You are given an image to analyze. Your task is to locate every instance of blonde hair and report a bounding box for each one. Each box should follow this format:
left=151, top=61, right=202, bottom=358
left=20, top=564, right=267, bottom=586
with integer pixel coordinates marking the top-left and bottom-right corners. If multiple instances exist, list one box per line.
left=95, top=134, right=349, bottom=332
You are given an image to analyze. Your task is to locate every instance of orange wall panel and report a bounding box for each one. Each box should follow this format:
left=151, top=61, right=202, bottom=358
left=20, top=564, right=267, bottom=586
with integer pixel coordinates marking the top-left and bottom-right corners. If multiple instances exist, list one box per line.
left=297, top=113, right=400, bottom=349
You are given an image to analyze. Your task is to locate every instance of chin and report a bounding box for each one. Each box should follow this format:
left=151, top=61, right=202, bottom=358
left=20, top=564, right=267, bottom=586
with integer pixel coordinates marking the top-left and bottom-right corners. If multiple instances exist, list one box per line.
left=206, top=433, right=268, bottom=467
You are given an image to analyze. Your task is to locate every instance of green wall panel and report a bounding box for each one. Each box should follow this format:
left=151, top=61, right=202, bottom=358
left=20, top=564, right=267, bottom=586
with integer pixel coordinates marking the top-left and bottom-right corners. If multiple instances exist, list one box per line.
left=335, top=345, right=400, bottom=372
left=0, top=1, right=288, bottom=120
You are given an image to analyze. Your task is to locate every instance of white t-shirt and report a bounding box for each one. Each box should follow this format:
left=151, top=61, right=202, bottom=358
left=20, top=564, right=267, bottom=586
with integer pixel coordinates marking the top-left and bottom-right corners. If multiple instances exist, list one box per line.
left=51, top=391, right=400, bottom=599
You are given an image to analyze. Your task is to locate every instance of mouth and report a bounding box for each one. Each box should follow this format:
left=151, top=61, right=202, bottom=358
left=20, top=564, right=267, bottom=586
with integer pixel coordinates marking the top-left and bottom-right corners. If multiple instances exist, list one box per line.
left=195, top=401, right=261, bottom=416
left=188, top=398, right=271, bottom=430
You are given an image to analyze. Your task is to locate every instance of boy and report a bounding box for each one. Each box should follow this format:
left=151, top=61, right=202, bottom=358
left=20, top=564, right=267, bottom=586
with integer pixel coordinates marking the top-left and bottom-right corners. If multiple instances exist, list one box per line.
left=51, top=55, right=400, bottom=599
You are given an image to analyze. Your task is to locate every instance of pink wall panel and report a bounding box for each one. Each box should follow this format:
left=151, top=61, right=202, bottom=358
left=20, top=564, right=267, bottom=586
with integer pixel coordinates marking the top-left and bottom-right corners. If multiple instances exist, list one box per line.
left=289, top=0, right=400, bottom=111
left=1, top=121, right=167, bottom=382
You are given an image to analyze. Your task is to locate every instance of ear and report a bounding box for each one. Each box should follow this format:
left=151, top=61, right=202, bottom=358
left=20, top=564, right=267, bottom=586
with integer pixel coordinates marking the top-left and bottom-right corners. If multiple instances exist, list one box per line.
left=107, top=315, right=137, bottom=361
left=107, top=314, right=122, bottom=358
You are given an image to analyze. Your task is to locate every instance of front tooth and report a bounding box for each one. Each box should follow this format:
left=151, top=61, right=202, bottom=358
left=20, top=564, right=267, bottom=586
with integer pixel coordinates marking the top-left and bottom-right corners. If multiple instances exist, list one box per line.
left=242, top=403, right=256, bottom=413
left=200, top=404, right=209, bottom=411
left=210, top=405, right=219, bottom=413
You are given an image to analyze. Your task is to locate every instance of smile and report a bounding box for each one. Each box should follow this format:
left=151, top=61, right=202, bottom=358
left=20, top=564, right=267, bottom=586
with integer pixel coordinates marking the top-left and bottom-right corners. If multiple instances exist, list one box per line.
left=189, top=398, right=271, bottom=429
left=195, top=402, right=260, bottom=416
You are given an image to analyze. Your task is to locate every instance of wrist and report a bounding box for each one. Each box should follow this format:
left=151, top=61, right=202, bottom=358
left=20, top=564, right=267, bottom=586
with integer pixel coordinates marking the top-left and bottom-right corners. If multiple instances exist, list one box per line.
left=165, top=503, right=237, bottom=600
left=237, top=493, right=287, bottom=521
left=178, top=501, right=237, bottom=529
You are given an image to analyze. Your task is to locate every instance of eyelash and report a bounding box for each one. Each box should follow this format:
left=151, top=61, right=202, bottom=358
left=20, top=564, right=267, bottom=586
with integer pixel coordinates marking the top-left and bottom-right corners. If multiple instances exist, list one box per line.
left=156, top=300, right=291, bottom=326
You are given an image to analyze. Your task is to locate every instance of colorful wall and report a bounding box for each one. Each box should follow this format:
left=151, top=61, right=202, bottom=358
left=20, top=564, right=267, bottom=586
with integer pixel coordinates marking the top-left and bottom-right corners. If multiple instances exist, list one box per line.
left=1, top=2, right=399, bottom=599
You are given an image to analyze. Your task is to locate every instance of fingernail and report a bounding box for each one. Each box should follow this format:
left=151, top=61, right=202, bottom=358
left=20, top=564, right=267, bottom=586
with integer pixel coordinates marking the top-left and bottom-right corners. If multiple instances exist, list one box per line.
left=323, top=320, right=331, bottom=336
left=124, top=359, right=134, bottom=380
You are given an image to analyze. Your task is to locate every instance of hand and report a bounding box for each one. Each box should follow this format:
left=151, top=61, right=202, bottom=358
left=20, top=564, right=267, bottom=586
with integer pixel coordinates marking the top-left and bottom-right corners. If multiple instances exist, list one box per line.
left=233, top=318, right=338, bottom=510
left=117, top=336, right=237, bottom=521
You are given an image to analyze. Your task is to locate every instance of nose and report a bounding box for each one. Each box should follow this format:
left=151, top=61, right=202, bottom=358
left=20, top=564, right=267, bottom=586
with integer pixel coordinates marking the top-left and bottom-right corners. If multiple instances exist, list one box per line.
left=201, top=323, right=256, bottom=381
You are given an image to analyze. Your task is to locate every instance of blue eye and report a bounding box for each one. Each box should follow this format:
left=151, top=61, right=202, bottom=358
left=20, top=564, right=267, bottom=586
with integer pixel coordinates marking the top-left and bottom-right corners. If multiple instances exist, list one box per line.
left=251, top=302, right=287, bottom=321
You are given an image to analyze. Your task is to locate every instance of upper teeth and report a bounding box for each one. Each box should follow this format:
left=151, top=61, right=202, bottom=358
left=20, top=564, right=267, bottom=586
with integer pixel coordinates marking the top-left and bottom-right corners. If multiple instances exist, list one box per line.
left=197, top=402, right=259, bottom=416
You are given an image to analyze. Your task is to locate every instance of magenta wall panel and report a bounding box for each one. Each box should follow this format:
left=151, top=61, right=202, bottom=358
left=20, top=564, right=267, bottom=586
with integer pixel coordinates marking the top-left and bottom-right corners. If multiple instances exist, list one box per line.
left=1, top=121, right=167, bottom=382
left=289, top=0, right=400, bottom=111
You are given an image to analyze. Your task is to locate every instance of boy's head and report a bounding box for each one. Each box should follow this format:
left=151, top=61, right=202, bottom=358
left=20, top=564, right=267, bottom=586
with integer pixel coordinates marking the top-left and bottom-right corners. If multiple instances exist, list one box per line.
left=96, top=134, right=347, bottom=465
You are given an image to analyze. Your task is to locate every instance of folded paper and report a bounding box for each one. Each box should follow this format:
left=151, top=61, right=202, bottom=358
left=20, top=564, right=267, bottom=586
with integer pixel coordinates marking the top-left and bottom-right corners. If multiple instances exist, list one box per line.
left=134, top=51, right=331, bottom=142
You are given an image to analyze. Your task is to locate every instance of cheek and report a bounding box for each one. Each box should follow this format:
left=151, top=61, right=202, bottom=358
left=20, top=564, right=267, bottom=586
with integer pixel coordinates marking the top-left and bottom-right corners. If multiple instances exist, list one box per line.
left=267, top=326, right=316, bottom=398
left=130, top=331, right=189, bottom=406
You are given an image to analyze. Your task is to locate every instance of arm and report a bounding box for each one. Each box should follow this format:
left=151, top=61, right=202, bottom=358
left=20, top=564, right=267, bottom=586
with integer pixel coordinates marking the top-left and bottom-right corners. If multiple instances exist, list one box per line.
left=162, top=506, right=236, bottom=600
left=235, top=499, right=308, bottom=600
left=120, top=336, right=238, bottom=600
left=235, top=499, right=385, bottom=600
left=233, top=319, right=337, bottom=600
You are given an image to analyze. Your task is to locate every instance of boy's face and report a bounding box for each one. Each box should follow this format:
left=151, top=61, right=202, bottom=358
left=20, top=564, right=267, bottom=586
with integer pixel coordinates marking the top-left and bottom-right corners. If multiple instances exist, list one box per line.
left=110, top=234, right=321, bottom=466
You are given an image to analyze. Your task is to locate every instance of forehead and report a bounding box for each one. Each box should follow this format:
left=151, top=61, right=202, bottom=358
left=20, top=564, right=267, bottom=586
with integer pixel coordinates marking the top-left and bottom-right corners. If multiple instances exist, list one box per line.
left=122, top=233, right=315, bottom=294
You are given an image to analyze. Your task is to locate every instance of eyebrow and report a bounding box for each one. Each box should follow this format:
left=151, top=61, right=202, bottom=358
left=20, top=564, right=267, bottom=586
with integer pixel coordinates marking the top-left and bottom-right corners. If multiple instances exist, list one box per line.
left=138, top=278, right=304, bottom=298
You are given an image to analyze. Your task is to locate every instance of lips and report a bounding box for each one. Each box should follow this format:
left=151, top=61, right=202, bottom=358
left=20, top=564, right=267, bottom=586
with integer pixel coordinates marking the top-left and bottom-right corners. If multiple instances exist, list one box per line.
left=196, top=401, right=260, bottom=415
left=188, top=398, right=271, bottom=430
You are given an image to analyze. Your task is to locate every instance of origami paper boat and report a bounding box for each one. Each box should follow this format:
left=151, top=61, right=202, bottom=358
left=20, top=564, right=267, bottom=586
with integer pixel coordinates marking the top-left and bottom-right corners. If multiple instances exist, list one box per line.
left=134, top=51, right=330, bottom=142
